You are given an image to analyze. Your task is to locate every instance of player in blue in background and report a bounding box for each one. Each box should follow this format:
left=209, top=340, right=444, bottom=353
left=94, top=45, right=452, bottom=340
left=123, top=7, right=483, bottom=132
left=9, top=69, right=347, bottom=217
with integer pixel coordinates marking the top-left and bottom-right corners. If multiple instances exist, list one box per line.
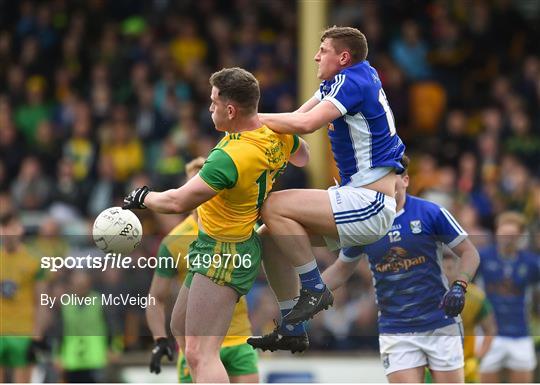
left=256, top=26, right=405, bottom=334
left=253, top=156, right=480, bottom=383
left=478, top=211, right=539, bottom=383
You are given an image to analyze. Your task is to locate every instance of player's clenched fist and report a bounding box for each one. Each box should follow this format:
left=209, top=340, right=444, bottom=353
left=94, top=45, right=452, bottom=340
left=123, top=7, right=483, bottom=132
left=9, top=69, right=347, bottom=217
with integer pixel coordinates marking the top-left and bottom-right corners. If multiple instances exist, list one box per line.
left=440, top=280, right=467, bottom=316
left=123, top=186, right=150, bottom=209
left=149, top=337, right=175, bottom=374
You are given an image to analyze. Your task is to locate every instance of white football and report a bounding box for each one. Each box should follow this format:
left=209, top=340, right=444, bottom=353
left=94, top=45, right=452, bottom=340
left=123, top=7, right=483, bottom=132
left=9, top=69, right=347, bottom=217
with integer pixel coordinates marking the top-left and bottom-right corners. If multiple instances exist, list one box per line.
left=93, top=207, right=142, bottom=254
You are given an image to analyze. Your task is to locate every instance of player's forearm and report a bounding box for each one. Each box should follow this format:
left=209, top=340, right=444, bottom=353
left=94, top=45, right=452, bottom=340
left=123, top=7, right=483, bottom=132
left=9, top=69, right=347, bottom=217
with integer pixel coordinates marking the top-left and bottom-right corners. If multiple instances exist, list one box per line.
left=294, top=96, right=320, bottom=113
left=477, top=335, right=494, bottom=358
left=322, top=259, right=356, bottom=291
left=259, top=113, right=318, bottom=134
left=453, top=239, right=480, bottom=283
left=144, top=190, right=191, bottom=214
left=146, top=300, right=168, bottom=340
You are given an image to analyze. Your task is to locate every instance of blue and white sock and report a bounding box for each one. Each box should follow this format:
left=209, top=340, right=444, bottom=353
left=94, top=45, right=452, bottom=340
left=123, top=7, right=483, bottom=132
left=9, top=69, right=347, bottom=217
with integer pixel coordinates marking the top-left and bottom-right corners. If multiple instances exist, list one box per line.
left=279, top=300, right=306, bottom=336
left=296, top=259, right=325, bottom=292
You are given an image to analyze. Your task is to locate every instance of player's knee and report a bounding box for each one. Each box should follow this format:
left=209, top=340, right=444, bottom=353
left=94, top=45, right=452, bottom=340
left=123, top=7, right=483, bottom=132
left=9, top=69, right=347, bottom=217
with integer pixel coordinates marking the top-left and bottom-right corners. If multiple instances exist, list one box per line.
left=184, top=340, right=203, bottom=370
left=261, top=192, right=282, bottom=222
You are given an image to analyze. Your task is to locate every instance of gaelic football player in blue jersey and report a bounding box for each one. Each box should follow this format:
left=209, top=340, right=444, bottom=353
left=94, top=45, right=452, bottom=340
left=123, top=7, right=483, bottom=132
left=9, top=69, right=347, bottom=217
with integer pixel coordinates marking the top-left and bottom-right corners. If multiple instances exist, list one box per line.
left=256, top=26, right=405, bottom=335
left=478, top=211, right=539, bottom=383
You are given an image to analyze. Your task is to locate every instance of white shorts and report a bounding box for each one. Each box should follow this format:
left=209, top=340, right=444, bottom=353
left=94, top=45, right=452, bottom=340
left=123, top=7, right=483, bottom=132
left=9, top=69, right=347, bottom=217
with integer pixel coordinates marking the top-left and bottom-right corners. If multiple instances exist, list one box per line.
left=326, top=185, right=396, bottom=249
left=479, top=336, right=537, bottom=372
left=379, top=323, right=464, bottom=375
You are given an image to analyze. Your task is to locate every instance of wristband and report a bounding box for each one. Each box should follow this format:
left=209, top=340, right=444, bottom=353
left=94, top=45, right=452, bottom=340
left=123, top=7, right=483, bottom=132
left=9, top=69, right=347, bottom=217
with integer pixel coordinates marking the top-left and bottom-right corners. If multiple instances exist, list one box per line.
left=453, top=279, right=468, bottom=292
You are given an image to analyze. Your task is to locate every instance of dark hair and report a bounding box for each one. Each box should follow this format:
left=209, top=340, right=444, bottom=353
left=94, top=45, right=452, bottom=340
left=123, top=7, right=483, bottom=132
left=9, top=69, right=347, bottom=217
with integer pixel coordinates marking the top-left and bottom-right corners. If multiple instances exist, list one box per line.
left=321, top=26, right=368, bottom=63
left=209, top=67, right=260, bottom=114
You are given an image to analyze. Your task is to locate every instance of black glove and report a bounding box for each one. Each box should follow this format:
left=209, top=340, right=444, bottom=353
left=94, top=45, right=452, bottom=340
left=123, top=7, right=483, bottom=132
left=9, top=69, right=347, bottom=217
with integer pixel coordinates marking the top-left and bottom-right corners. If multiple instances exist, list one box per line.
left=123, top=186, right=150, bottom=209
left=150, top=337, right=174, bottom=374
left=440, top=280, right=467, bottom=317
left=27, top=338, right=51, bottom=363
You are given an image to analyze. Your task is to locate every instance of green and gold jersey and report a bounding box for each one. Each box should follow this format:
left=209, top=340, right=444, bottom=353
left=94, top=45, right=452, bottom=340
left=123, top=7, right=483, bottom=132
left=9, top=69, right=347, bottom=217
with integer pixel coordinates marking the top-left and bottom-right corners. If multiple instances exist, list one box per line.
left=197, top=126, right=299, bottom=242
left=462, top=283, right=492, bottom=360
left=0, top=245, right=45, bottom=335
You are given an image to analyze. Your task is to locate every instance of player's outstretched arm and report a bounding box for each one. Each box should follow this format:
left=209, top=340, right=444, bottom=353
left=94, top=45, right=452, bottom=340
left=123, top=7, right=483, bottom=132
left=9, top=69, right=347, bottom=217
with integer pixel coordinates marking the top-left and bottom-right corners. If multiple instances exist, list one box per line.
left=124, top=175, right=217, bottom=213
left=260, top=100, right=342, bottom=134
left=294, top=96, right=320, bottom=113
left=289, top=138, right=310, bottom=168
left=322, top=248, right=364, bottom=291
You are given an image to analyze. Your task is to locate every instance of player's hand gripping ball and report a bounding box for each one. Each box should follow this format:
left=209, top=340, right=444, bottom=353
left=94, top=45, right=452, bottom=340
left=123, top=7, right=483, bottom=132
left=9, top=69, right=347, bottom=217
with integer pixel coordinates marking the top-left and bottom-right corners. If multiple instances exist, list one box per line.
left=123, top=186, right=150, bottom=209
left=93, top=207, right=142, bottom=254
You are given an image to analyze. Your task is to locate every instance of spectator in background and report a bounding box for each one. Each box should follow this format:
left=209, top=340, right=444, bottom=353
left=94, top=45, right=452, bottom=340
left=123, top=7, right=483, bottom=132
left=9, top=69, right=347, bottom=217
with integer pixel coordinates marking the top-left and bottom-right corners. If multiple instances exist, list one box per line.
left=504, top=109, right=540, bottom=172
left=63, top=116, right=95, bottom=183
left=33, top=120, right=61, bottom=177
left=391, top=20, right=431, bottom=80
left=50, top=158, right=87, bottom=218
left=439, top=109, right=475, bottom=167
left=14, top=75, right=50, bottom=144
left=5, top=65, right=26, bottom=107
left=170, top=19, right=207, bottom=73
left=0, top=120, right=26, bottom=185
left=87, top=155, right=117, bottom=217
left=99, top=105, right=143, bottom=184
left=11, top=155, right=51, bottom=211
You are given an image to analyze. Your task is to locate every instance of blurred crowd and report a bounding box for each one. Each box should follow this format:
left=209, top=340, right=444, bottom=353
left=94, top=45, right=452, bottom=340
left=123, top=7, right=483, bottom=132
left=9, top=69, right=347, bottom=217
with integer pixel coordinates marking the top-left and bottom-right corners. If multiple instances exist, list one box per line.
left=1, top=0, right=540, bottom=365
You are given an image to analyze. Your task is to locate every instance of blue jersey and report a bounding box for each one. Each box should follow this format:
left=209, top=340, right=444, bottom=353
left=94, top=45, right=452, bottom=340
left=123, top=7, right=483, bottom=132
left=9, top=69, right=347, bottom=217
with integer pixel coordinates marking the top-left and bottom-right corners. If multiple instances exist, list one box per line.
left=315, top=61, right=405, bottom=187
left=358, top=195, right=467, bottom=333
left=478, top=246, right=540, bottom=337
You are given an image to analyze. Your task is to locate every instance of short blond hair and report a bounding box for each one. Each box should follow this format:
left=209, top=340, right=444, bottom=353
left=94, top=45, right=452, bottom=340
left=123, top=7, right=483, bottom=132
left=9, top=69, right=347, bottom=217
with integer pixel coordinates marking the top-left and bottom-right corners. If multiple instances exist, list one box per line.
left=496, top=211, right=526, bottom=232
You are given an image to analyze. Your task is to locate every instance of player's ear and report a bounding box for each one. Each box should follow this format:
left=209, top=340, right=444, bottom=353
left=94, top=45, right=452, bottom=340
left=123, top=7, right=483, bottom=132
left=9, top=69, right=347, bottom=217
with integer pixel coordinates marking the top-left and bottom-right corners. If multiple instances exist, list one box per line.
left=339, top=50, right=351, bottom=66
left=402, top=174, right=410, bottom=189
left=227, top=104, right=236, bottom=120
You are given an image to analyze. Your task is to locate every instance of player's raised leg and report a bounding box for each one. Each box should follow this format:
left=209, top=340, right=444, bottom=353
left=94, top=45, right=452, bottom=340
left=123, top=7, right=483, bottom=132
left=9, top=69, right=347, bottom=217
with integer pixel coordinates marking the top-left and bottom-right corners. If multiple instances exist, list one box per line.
left=184, top=273, right=237, bottom=383
left=261, top=189, right=337, bottom=324
left=247, top=225, right=309, bottom=352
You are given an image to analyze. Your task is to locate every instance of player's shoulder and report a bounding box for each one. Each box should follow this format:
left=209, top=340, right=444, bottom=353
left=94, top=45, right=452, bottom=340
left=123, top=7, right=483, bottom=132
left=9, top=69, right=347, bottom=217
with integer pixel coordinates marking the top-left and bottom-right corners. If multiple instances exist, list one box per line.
left=405, top=195, right=442, bottom=215
left=341, top=60, right=377, bottom=86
